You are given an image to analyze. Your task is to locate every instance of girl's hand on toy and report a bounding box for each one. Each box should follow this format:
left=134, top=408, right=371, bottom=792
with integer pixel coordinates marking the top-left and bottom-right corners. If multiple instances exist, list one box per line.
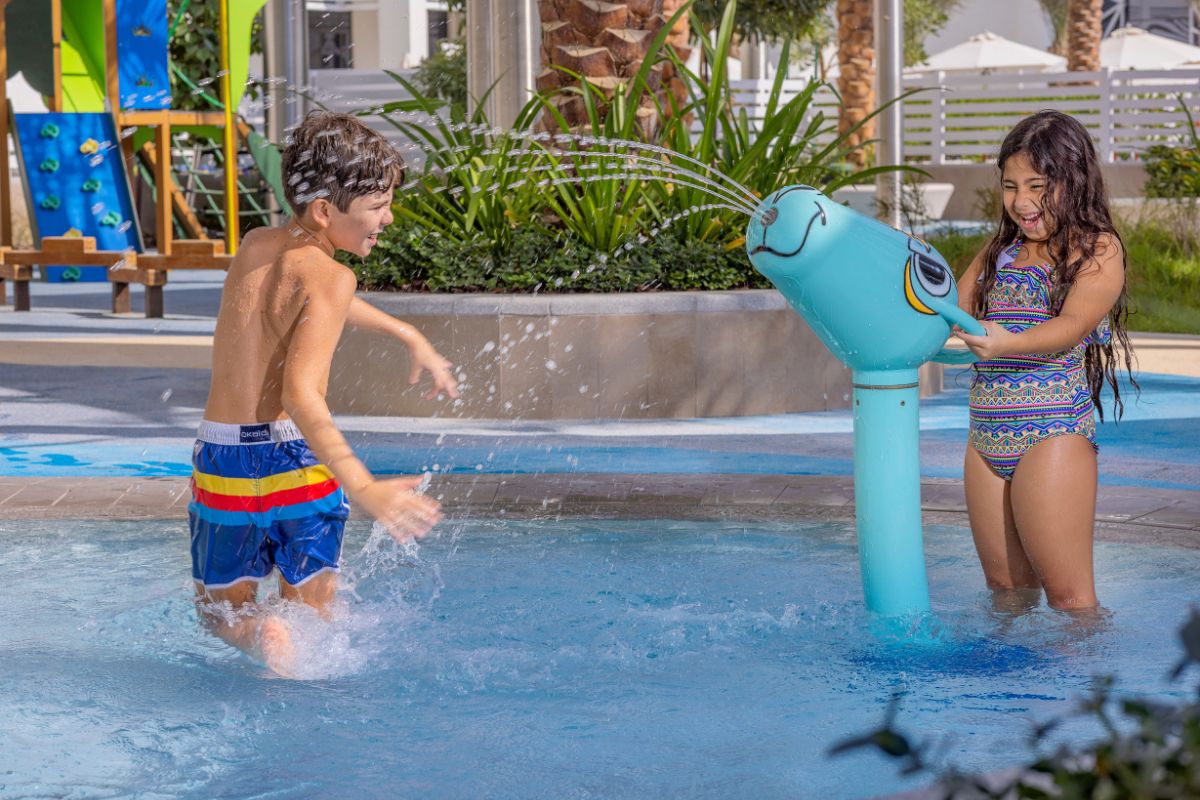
left=356, top=475, right=443, bottom=542
left=954, top=320, right=1015, bottom=361
left=408, top=341, right=460, bottom=400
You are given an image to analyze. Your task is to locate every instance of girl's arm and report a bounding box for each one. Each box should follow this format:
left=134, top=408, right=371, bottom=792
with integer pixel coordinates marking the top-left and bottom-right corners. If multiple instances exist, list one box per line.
left=956, top=245, right=988, bottom=315
left=956, top=234, right=1125, bottom=360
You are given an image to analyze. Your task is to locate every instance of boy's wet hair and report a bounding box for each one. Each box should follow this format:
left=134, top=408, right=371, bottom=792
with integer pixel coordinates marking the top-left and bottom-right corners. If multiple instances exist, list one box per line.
left=281, top=111, right=405, bottom=216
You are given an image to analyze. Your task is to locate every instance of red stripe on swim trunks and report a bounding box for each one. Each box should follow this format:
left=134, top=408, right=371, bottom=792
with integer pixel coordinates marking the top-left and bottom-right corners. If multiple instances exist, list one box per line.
left=193, top=479, right=340, bottom=513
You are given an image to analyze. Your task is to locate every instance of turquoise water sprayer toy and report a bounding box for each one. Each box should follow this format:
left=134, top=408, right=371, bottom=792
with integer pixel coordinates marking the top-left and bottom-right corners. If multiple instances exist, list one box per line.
left=745, top=186, right=982, bottom=616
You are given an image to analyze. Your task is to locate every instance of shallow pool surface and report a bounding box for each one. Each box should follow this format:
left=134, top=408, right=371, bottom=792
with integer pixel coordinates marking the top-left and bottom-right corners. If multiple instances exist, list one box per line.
left=1, top=518, right=1197, bottom=799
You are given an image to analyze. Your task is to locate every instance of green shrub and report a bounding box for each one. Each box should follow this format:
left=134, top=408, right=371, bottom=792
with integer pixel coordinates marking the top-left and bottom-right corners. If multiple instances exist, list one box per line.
left=924, top=220, right=1200, bottom=335
left=1143, top=144, right=1200, bottom=199
left=349, top=216, right=765, bottom=293
left=1143, top=95, right=1200, bottom=199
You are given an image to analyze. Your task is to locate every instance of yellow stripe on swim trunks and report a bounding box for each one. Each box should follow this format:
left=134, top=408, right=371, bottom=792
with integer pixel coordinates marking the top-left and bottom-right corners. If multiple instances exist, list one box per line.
left=193, top=465, right=336, bottom=497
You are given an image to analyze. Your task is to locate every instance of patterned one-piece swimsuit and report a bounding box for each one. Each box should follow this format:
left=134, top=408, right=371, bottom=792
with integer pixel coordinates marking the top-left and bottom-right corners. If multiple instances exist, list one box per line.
left=969, top=240, right=1110, bottom=480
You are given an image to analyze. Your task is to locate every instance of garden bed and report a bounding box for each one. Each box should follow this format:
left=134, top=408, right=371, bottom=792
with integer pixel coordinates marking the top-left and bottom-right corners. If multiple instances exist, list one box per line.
left=328, top=290, right=943, bottom=420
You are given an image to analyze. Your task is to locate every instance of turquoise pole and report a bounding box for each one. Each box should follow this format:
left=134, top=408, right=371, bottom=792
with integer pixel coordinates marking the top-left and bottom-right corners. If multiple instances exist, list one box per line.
left=744, top=185, right=982, bottom=617
left=852, top=368, right=930, bottom=615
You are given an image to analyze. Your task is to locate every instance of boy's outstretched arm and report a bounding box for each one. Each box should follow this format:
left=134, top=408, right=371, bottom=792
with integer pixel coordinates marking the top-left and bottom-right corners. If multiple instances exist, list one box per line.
left=281, top=266, right=441, bottom=540
left=345, top=297, right=460, bottom=399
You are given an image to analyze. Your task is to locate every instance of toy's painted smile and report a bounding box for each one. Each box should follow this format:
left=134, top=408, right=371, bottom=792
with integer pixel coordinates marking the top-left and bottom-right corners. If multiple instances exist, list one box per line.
left=751, top=198, right=827, bottom=258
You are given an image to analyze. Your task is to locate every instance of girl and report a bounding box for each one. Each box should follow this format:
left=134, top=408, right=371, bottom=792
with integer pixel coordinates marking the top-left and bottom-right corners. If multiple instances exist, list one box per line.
left=954, top=110, right=1137, bottom=611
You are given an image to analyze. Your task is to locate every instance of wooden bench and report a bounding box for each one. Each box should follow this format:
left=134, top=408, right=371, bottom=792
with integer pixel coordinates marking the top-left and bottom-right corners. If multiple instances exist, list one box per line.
left=0, top=237, right=231, bottom=318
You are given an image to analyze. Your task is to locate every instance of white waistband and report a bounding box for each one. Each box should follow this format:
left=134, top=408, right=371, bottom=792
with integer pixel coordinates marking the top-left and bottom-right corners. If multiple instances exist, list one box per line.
left=196, top=419, right=304, bottom=445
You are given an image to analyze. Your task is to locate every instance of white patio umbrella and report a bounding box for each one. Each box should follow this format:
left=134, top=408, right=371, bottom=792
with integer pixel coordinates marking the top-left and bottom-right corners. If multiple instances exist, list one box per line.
left=907, top=31, right=1066, bottom=75
left=1100, top=26, right=1200, bottom=70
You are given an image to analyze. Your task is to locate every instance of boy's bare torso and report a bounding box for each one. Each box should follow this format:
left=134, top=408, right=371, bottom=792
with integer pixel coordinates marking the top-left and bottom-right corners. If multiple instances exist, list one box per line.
left=204, top=227, right=341, bottom=423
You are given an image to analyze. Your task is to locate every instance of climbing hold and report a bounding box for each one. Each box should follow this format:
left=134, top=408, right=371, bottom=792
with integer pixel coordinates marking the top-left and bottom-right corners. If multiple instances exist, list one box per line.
left=81, top=178, right=103, bottom=193
left=136, top=76, right=153, bottom=87
left=38, top=158, right=59, bottom=173
left=61, top=267, right=82, bottom=281
left=100, top=211, right=122, bottom=227
left=79, top=138, right=100, bottom=155
left=39, top=123, right=60, bottom=139
left=64, top=228, right=83, bottom=238
left=132, top=25, right=151, bottom=37
left=40, top=195, right=61, bottom=210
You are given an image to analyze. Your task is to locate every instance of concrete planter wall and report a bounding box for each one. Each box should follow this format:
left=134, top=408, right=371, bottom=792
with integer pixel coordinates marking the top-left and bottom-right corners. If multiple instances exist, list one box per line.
left=329, top=290, right=943, bottom=420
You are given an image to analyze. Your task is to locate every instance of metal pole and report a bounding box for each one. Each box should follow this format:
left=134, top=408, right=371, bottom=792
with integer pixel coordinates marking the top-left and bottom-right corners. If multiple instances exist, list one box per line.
left=265, top=0, right=308, bottom=141
left=466, top=0, right=537, bottom=129
left=874, top=0, right=902, bottom=227
left=0, top=0, right=13, bottom=250
left=285, top=0, right=308, bottom=131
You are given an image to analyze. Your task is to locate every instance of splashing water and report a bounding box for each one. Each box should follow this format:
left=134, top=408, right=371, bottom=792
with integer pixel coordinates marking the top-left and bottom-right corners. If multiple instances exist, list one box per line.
left=412, top=149, right=756, bottom=213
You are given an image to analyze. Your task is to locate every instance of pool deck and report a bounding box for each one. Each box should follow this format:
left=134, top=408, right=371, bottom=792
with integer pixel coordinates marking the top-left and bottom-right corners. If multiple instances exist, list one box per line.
left=1, top=271, right=1198, bottom=545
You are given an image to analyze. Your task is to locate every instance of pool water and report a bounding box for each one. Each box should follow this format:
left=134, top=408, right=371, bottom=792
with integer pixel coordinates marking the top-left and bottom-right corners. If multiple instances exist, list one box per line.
left=1, top=517, right=1196, bottom=799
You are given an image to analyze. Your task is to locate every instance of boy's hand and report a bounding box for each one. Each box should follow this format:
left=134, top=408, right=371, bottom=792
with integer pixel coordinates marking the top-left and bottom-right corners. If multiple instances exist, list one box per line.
left=408, top=341, right=460, bottom=400
left=355, top=476, right=443, bottom=541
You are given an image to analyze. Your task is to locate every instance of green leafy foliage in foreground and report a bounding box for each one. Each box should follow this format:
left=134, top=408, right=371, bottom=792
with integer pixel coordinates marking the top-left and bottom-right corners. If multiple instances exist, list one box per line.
left=927, top=220, right=1200, bottom=335
left=832, top=609, right=1200, bottom=798
left=351, top=217, right=765, bottom=293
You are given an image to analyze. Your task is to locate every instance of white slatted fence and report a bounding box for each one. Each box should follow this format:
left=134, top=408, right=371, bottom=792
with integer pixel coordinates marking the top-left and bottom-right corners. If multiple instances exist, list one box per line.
left=728, top=67, right=1200, bottom=164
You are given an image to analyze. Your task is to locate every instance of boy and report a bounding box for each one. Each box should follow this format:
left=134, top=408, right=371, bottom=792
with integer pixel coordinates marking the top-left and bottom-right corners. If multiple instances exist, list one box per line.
left=189, top=111, right=458, bottom=675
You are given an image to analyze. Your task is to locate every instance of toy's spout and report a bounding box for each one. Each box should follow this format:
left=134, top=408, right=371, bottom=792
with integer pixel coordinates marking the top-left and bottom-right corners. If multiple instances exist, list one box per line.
left=922, top=293, right=985, bottom=337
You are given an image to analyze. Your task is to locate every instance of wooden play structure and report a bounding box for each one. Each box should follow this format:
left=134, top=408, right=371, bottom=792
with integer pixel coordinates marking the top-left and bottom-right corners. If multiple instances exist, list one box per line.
left=0, top=0, right=270, bottom=317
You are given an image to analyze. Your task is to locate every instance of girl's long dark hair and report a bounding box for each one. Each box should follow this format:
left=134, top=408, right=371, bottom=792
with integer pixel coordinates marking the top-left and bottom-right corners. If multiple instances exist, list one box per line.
left=974, top=110, right=1137, bottom=420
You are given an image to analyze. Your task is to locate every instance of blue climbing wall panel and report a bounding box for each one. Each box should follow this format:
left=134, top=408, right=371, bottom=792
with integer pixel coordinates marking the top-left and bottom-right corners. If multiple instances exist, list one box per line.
left=12, top=112, right=143, bottom=282
left=116, top=0, right=170, bottom=110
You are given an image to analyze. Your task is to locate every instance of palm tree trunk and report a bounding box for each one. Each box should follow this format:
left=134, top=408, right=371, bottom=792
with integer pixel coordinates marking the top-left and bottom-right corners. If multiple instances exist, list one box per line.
left=837, top=0, right=874, bottom=168
left=537, top=0, right=691, bottom=136
left=1037, top=0, right=1069, bottom=56
left=1065, top=0, right=1102, bottom=72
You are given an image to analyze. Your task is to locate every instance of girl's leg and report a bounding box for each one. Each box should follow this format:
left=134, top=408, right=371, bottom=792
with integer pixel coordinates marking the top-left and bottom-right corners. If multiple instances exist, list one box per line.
left=964, top=446, right=1040, bottom=592
left=1009, top=434, right=1099, bottom=611
left=195, top=581, right=295, bottom=675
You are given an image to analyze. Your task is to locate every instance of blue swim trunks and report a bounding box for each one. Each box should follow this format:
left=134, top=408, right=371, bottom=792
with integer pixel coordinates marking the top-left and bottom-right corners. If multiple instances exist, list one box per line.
left=188, top=419, right=350, bottom=589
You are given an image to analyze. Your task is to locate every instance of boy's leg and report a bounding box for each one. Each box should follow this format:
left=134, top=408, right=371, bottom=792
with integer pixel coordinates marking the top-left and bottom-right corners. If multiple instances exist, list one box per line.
left=195, top=580, right=295, bottom=674
left=1009, top=434, right=1098, bottom=611
left=964, top=446, right=1040, bottom=593
left=280, top=571, right=339, bottom=618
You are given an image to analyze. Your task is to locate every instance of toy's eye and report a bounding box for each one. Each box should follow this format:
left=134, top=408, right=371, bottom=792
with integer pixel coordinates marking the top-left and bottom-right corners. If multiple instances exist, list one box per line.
left=912, top=253, right=952, bottom=297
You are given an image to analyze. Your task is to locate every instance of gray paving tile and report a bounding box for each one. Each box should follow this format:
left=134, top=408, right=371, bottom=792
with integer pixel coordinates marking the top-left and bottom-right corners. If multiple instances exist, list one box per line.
left=920, top=483, right=967, bottom=512
left=1130, top=501, right=1200, bottom=530
left=776, top=484, right=853, bottom=507
left=0, top=482, right=76, bottom=508
left=700, top=481, right=787, bottom=506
